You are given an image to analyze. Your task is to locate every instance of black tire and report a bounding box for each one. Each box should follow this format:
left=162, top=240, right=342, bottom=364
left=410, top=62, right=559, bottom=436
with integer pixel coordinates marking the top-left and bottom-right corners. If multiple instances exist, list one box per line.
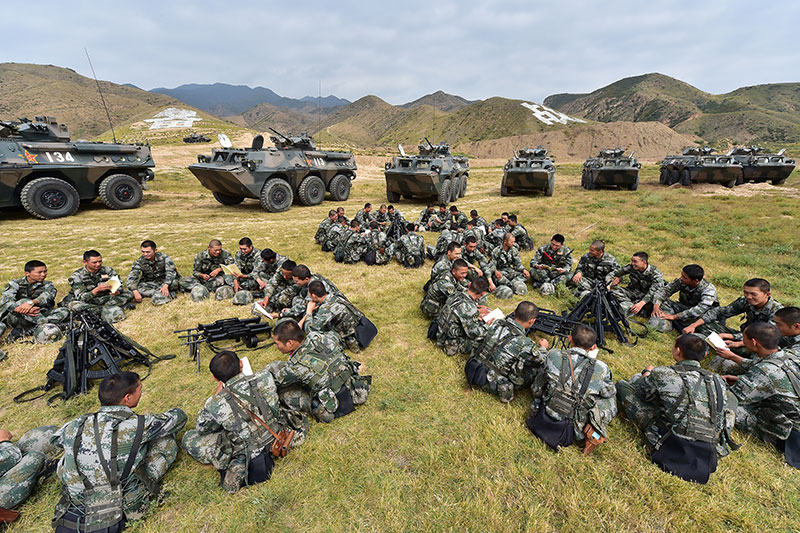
left=628, top=175, right=639, bottom=191
left=20, top=177, right=80, bottom=219
left=298, top=175, right=325, bottom=206
left=585, top=172, right=596, bottom=190
left=500, top=176, right=509, bottom=196
left=734, top=173, right=744, bottom=186
left=212, top=191, right=244, bottom=205
left=386, top=187, right=401, bottom=202
left=99, top=174, right=143, bottom=210
left=669, top=169, right=680, bottom=185
left=260, top=179, right=293, bottom=212
left=772, top=178, right=788, bottom=186
left=679, top=169, right=691, bottom=186
left=450, top=178, right=460, bottom=202
left=458, top=176, right=467, bottom=198
left=723, top=178, right=737, bottom=189
left=545, top=174, right=555, bottom=196
left=438, top=180, right=451, bottom=204
left=329, top=174, right=351, bottom=202
left=659, top=168, right=669, bottom=184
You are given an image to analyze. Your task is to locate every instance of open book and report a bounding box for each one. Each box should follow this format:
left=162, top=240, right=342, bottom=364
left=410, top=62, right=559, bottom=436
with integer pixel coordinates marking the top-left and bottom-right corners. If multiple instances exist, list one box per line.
left=241, top=356, right=254, bottom=376
left=252, top=301, right=270, bottom=318
left=705, top=332, right=727, bottom=350
left=106, top=276, right=122, bottom=293
left=482, top=308, right=505, bottom=323
left=220, top=263, right=242, bottom=277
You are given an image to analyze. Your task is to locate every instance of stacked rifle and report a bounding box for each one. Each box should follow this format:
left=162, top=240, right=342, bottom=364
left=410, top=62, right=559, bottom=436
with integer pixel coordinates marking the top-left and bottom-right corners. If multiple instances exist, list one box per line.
left=175, top=317, right=273, bottom=372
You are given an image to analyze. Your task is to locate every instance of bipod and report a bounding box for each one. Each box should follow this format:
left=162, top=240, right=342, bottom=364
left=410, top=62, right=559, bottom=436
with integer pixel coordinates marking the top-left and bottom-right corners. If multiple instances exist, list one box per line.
left=174, top=316, right=274, bottom=373
left=566, top=282, right=640, bottom=352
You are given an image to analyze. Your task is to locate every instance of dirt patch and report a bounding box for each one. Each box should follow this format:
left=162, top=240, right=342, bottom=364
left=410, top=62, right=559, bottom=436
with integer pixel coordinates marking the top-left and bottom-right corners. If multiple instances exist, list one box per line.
left=693, top=181, right=800, bottom=199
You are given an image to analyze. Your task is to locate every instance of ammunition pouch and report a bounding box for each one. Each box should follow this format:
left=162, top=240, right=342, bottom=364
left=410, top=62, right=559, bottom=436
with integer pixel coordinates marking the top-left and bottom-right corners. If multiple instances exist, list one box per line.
left=651, top=431, right=717, bottom=484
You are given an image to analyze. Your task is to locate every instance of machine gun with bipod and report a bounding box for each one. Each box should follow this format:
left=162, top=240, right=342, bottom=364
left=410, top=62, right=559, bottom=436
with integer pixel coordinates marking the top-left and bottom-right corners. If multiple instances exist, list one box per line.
left=565, top=281, right=643, bottom=351
left=174, top=317, right=273, bottom=372
left=527, top=308, right=584, bottom=348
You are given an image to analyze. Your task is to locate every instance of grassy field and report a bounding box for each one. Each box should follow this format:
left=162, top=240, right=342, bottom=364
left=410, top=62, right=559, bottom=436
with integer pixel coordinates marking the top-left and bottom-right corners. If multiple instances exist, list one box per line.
left=1, top=155, right=799, bottom=532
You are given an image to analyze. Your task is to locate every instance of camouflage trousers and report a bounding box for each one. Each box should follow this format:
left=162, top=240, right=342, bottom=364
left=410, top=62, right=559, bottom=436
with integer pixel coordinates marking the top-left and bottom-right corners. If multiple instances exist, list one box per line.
left=237, top=277, right=264, bottom=294
left=570, top=277, right=604, bottom=299
left=494, top=270, right=528, bottom=297
left=0, top=425, right=58, bottom=509
left=611, top=288, right=654, bottom=317
left=616, top=378, right=663, bottom=450
left=134, top=280, right=180, bottom=306
left=263, top=287, right=299, bottom=314
left=269, top=373, right=371, bottom=424
left=693, top=322, right=752, bottom=375
left=67, top=291, right=134, bottom=324
left=179, top=275, right=231, bottom=292
left=733, top=403, right=789, bottom=446
left=2, top=305, right=69, bottom=331
left=373, top=245, right=395, bottom=265
left=647, top=301, right=695, bottom=332
left=530, top=269, right=570, bottom=286
left=428, top=220, right=447, bottom=232
left=437, top=336, right=483, bottom=357
left=123, top=437, right=179, bottom=520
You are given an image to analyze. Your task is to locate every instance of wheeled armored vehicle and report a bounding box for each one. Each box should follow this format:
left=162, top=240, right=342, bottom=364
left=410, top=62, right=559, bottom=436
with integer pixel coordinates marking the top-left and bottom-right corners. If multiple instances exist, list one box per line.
left=659, top=147, right=743, bottom=188
left=729, top=146, right=795, bottom=185
left=183, top=132, right=211, bottom=143
left=581, top=148, right=640, bottom=190
left=384, top=139, right=469, bottom=203
left=0, top=116, right=155, bottom=219
left=501, top=146, right=555, bottom=196
left=188, top=129, right=357, bottom=212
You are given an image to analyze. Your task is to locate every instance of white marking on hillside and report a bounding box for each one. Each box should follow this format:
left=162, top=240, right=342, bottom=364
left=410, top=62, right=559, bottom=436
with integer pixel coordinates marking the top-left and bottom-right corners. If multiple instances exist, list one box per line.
left=144, top=108, right=203, bottom=129
left=521, top=103, right=586, bottom=126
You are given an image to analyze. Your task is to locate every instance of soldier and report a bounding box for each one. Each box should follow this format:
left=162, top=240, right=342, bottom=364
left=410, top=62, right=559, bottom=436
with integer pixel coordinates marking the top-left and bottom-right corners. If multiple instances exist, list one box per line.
left=446, top=205, right=468, bottom=229
left=300, top=281, right=365, bottom=352
left=435, top=277, right=492, bottom=356
left=0, top=426, right=58, bottom=520
left=421, top=259, right=470, bottom=320
left=373, top=204, right=391, bottom=230
left=354, top=202, right=375, bottom=228
left=63, top=250, right=134, bottom=324
left=51, top=371, right=187, bottom=532
left=335, top=206, right=349, bottom=224
left=334, top=220, right=368, bottom=264
left=0, top=260, right=68, bottom=346
left=775, top=307, right=800, bottom=353
left=427, top=223, right=463, bottom=261
left=465, top=301, right=548, bottom=403
left=462, top=236, right=494, bottom=289
left=530, top=234, right=573, bottom=296
left=322, top=216, right=347, bottom=252
left=394, top=223, right=426, bottom=269
left=231, top=237, right=264, bottom=305
left=366, top=221, right=394, bottom=265
left=484, top=219, right=507, bottom=254
left=616, top=334, right=737, bottom=483
left=281, top=264, right=344, bottom=320
left=463, top=219, right=486, bottom=253
left=428, top=242, right=463, bottom=285
left=507, top=214, right=533, bottom=251
left=415, top=204, right=437, bottom=231
left=254, top=248, right=287, bottom=284
left=181, top=350, right=308, bottom=494
left=270, top=320, right=371, bottom=423
left=721, top=323, right=800, bottom=469
left=491, top=233, right=530, bottom=299
left=179, top=239, right=236, bottom=302
left=469, top=209, right=490, bottom=235
left=569, top=240, right=620, bottom=299
left=609, top=252, right=665, bottom=317
left=527, top=324, right=617, bottom=454
left=258, top=260, right=299, bottom=316
left=428, top=204, right=449, bottom=232
left=127, top=240, right=180, bottom=307
left=650, top=264, right=719, bottom=333
left=315, top=210, right=338, bottom=244
left=387, top=205, right=406, bottom=229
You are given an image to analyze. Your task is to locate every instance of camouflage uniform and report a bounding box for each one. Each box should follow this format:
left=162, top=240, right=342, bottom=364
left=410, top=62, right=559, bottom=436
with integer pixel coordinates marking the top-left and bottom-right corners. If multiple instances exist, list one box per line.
left=491, top=245, right=528, bottom=297
left=462, top=247, right=493, bottom=282
left=322, top=223, right=346, bottom=252
left=435, top=292, right=488, bottom=356
left=426, top=228, right=462, bottom=260
left=0, top=426, right=58, bottom=509
left=315, top=217, right=335, bottom=244
left=463, top=226, right=486, bottom=252
left=373, top=210, right=391, bottom=230
left=611, top=263, right=665, bottom=316
left=530, top=348, right=618, bottom=439
left=179, top=249, right=236, bottom=298
left=354, top=209, right=375, bottom=228
left=429, top=256, right=455, bottom=284
left=262, top=270, right=299, bottom=314
left=415, top=208, right=436, bottom=230
left=181, top=369, right=308, bottom=493
left=305, top=293, right=364, bottom=352
left=617, top=360, right=737, bottom=457
left=334, top=228, right=368, bottom=264
left=650, top=279, right=719, bottom=332
left=570, top=252, right=620, bottom=298
left=468, top=317, right=546, bottom=402
left=254, top=253, right=287, bottom=283
left=64, top=266, right=134, bottom=323
left=269, top=331, right=371, bottom=423
left=782, top=334, right=800, bottom=354
left=282, top=275, right=343, bottom=320
left=125, top=252, right=180, bottom=306
left=729, top=350, right=800, bottom=445
left=366, top=229, right=394, bottom=265
left=446, top=211, right=468, bottom=230
left=509, top=223, right=533, bottom=250
left=470, top=216, right=490, bottom=235
left=484, top=227, right=506, bottom=255
left=394, top=232, right=426, bottom=268
left=428, top=209, right=449, bottom=232
left=0, top=277, right=68, bottom=334
left=234, top=247, right=263, bottom=293
left=420, top=271, right=468, bottom=320
left=530, top=244, right=573, bottom=294
left=51, top=405, right=186, bottom=530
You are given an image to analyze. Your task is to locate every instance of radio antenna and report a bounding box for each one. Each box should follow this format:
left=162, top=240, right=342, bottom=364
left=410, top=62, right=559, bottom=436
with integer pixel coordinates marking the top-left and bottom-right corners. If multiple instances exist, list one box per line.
left=84, top=48, right=117, bottom=143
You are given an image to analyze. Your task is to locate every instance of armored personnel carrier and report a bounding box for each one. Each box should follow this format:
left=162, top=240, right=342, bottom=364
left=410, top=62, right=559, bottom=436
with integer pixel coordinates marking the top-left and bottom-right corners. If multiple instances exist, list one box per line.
left=0, top=116, right=155, bottom=219
left=581, top=148, right=640, bottom=190
left=659, top=147, right=743, bottom=188
left=729, top=146, right=795, bottom=185
left=183, top=132, right=211, bottom=143
left=501, top=146, right=555, bottom=196
left=384, top=139, right=469, bottom=203
left=188, top=129, right=357, bottom=212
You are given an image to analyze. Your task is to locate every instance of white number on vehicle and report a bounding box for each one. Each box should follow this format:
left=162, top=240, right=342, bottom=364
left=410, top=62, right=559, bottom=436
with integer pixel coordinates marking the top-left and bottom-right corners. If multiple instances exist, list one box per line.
left=44, top=152, right=75, bottom=163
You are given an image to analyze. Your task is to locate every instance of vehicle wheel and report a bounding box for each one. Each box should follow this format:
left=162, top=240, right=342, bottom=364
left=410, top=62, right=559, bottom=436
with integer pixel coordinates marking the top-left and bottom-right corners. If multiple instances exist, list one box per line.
left=329, top=174, right=351, bottom=201
left=260, top=179, right=293, bottom=212
left=545, top=174, right=555, bottom=196
left=734, top=173, right=744, bottom=186
left=387, top=187, right=401, bottom=202
left=298, top=175, right=326, bottom=206
left=628, top=175, right=639, bottom=191
left=772, top=178, right=788, bottom=185
left=723, top=178, right=737, bottom=188
left=659, top=168, right=669, bottom=184
left=212, top=191, right=244, bottom=205
left=500, top=176, right=509, bottom=196
left=99, top=174, right=143, bottom=210
left=20, top=177, right=80, bottom=219
left=450, top=179, right=460, bottom=202
left=585, top=172, right=596, bottom=190
left=458, top=176, right=467, bottom=198
left=670, top=169, right=680, bottom=185
left=679, top=169, right=691, bottom=186
left=438, top=180, right=451, bottom=204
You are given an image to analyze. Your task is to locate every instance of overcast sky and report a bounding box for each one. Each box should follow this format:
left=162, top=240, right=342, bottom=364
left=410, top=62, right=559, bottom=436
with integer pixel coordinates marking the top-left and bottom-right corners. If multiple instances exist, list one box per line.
left=5, top=0, right=798, bottom=105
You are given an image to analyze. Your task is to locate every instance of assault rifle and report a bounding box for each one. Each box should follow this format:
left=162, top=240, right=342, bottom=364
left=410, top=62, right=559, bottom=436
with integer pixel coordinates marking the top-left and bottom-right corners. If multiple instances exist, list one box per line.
left=175, top=317, right=273, bottom=372
left=527, top=308, right=584, bottom=348
left=565, top=281, right=641, bottom=351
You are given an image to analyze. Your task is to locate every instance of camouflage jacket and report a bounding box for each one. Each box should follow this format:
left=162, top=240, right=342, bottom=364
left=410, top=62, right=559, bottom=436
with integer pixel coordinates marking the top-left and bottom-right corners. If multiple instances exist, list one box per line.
left=627, top=360, right=736, bottom=456
left=324, top=224, right=346, bottom=249
left=0, top=440, right=21, bottom=476
left=473, top=317, right=546, bottom=386
left=195, top=370, right=289, bottom=462
left=421, top=271, right=468, bottom=318
left=335, top=229, right=368, bottom=263
left=531, top=244, right=573, bottom=271
left=782, top=334, right=800, bottom=354
left=433, top=229, right=463, bottom=258
left=354, top=209, right=375, bottom=227
left=68, top=266, right=124, bottom=303
left=575, top=252, right=620, bottom=283
left=436, top=292, right=488, bottom=345
left=509, top=224, right=532, bottom=249
left=470, top=216, right=490, bottom=234
left=192, top=249, right=235, bottom=280
left=306, top=293, right=363, bottom=341
left=367, top=229, right=389, bottom=253
left=52, top=405, right=186, bottom=521
left=702, top=296, right=783, bottom=339
left=491, top=245, right=525, bottom=275
left=315, top=217, right=335, bottom=243
left=655, top=279, right=719, bottom=322
left=613, top=263, right=665, bottom=302
left=0, top=277, right=58, bottom=314
left=416, top=208, right=436, bottom=227
left=263, top=270, right=297, bottom=301
left=125, top=252, right=179, bottom=290
left=396, top=233, right=425, bottom=258
left=430, top=257, right=455, bottom=283
left=531, top=348, right=617, bottom=437
left=730, top=350, right=800, bottom=440
left=463, top=227, right=485, bottom=250
left=285, top=275, right=344, bottom=318
left=447, top=211, right=468, bottom=229
left=485, top=228, right=506, bottom=252
left=254, top=253, right=287, bottom=282
left=462, top=247, right=492, bottom=273
left=373, top=211, right=390, bottom=228
left=235, top=247, right=262, bottom=276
